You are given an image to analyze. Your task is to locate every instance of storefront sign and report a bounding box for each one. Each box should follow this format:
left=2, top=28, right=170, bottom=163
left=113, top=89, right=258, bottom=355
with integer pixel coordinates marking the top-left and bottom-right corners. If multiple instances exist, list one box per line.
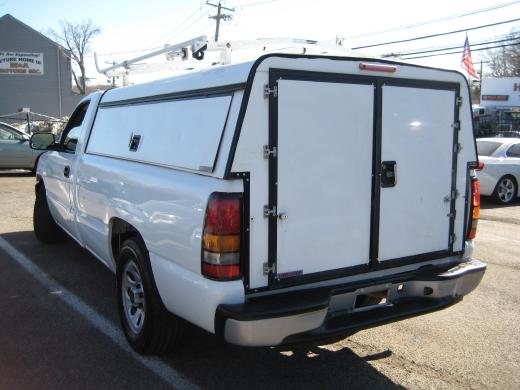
left=481, top=95, right=509, bottom=101
left=0, top=51, right=44, bottom=75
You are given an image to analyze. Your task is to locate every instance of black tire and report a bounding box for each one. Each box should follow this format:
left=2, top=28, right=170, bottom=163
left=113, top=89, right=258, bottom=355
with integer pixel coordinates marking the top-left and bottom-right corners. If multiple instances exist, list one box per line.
left=492, top=175, right=517, bottom=205
left=33, top=184, right=64, bottom=243
left=117, top=237, right=183, bottom=354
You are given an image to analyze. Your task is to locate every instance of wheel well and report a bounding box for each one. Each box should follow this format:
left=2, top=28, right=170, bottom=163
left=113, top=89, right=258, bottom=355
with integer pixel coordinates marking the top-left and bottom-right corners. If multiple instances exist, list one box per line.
left=110, top=218, right=143, bottom=266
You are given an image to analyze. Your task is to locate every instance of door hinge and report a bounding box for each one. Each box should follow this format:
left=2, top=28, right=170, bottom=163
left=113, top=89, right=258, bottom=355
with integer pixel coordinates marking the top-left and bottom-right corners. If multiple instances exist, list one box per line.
left=451, top=121, right=461, bottom=131
left=263, top=262, right=276, bottom=275
left=454, top=143, right=462, bottom=153
left=263, top=145, right=277, bottom=159
left=264, top=84, right=278, bottom=98
left=263, top=205, right=277, bottom=217
left=444, top=190, right=459, bottom=203
left=449, top=234, right=457, bottom=245
left=456, top=96, right=463, bottom=106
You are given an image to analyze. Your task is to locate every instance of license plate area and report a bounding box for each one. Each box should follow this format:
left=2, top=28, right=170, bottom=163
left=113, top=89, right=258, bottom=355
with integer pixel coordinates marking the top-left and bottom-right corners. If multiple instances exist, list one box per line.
left=329, top=284, right=394, bottom=315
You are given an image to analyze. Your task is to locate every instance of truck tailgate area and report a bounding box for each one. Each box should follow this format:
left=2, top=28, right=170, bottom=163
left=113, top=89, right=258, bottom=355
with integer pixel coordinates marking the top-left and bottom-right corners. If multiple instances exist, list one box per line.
left=216, top=259, right=486, bottom=346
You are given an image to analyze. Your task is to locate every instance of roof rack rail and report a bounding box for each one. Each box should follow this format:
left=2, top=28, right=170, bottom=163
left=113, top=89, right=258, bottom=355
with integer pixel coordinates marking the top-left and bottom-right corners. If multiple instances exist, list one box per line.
left=94, top=35, right=208, bottom=77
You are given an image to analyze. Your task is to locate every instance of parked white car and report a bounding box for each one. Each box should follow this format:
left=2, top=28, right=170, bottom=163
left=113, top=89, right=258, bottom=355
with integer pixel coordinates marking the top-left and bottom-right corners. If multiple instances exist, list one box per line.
left=30, top=54, right=486, bottom=354
left=476, top=138, right=520, bottom=204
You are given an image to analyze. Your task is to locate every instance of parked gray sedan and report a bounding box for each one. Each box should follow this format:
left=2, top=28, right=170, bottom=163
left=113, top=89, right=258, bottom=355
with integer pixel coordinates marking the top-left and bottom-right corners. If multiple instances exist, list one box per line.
left=0, top=122, right=44, bottom=172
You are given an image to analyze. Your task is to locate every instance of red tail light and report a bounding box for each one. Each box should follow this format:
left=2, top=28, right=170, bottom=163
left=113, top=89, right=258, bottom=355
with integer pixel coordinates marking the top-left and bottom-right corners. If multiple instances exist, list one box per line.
left=467, top=178, right=480, bottom=240
left=202, top=193, right=242, bottom=280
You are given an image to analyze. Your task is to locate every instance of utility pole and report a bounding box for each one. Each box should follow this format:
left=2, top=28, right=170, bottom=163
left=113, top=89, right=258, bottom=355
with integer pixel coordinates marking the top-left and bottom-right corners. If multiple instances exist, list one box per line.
left=206, top=1, right=234, bottom=42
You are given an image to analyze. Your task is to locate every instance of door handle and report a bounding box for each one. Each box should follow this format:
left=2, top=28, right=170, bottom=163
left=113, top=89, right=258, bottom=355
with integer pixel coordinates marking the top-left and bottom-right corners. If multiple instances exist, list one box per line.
left=63, top=165, right=71, bottom=178
left=381, top=161, right=397, bottom=188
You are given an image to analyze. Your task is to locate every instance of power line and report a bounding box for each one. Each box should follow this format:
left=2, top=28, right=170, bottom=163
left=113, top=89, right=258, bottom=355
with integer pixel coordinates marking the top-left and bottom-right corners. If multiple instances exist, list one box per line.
left=348, top=0, right=520, bottom=40
left=382, top=36, right=520, bottom=58
left=352, top=17, right=520, bottom=50
left=91, top=4, right=208, bottom=58
left=382, top=32, right=512, bottom=56
left=400, top=42, right=520, bottom=60
left=149, top=3, right=206, bottom=47
left=235, top=0, right=279, bottom=8
left=191, top=21, right=215, bottom=37
left=170, top=11, right=209, bottom=39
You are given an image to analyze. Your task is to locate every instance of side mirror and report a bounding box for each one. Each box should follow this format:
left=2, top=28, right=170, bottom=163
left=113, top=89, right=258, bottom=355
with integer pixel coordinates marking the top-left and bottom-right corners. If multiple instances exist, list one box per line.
left=30, top=132, right=56, bottom=150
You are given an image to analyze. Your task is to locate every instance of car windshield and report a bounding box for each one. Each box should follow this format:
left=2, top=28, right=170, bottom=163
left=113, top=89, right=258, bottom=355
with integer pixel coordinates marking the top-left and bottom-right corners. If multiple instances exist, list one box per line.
left=476, top=140, right=502, bottom=156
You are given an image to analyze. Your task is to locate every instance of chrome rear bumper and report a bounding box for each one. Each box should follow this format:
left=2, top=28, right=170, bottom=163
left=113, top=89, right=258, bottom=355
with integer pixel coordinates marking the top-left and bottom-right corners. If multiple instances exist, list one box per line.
left=216, top=259, right=486, bottom=347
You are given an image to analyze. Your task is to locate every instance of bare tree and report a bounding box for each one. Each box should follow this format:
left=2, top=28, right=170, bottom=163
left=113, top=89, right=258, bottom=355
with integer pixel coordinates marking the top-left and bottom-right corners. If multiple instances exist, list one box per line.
left=485, top=28, right=520, bottom=77
left=50, top=20, right=101, bottom=94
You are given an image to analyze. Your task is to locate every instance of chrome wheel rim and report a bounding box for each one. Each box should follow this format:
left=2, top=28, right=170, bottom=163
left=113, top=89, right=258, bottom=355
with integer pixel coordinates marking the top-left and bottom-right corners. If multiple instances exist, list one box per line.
left=498, top=178, right=515, bottom=203
left=122, top=260, right=146, bottom=334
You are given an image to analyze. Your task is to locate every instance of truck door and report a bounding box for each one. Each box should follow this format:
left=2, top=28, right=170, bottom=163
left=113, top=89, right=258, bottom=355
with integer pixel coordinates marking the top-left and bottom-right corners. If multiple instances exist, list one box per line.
left=265, top=74, right=375, bottom=287
left=44, top=101, right=90, bottom=240
left=377, top=84, right=458, bottom=263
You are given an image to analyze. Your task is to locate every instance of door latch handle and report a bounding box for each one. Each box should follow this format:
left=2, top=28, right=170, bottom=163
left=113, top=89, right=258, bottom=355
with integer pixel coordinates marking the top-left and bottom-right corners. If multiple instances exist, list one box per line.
left=63, top=165, right=70, bottom=178
left=381, top=161, right=397, bottom=188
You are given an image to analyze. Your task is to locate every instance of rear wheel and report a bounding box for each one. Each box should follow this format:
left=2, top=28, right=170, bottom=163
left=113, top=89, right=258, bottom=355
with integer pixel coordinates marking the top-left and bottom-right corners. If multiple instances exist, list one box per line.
left=492, top=176, right=517, bottom=204
left=33, top=184, right=64, bottom=243
left=117, top=237, right=183, bottom=354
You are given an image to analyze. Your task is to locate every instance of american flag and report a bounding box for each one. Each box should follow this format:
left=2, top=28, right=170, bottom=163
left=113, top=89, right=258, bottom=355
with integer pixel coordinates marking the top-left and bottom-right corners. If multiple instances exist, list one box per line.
left=461, top=34, right=479, bottom=79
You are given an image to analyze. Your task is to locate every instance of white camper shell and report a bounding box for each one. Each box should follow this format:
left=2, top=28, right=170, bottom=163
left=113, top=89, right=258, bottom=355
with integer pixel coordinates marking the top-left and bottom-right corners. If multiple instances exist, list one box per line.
left=33, top=54, right=486, bottom=353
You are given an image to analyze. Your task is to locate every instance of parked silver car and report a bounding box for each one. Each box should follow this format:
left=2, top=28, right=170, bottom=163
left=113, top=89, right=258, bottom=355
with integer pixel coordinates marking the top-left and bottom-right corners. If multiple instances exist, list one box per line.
left=0, top=122, right=45, bottom=172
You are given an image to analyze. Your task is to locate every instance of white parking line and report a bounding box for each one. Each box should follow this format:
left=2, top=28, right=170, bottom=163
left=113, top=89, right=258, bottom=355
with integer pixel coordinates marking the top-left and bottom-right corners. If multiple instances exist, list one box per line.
left=0, top=236, right=199, bottom=390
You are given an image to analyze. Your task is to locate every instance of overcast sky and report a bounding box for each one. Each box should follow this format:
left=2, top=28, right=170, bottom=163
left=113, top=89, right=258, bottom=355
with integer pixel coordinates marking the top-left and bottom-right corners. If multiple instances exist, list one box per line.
left=2, top=0, right=519, bottom=85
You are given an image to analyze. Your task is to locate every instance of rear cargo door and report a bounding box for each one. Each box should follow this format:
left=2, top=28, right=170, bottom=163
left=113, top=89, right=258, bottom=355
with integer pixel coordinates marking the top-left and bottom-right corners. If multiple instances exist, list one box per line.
left=263, top=70, right=460, bottom=290
left=376, top=84, right=457, bottom=263
left=267, top=74, right=375, bottom=285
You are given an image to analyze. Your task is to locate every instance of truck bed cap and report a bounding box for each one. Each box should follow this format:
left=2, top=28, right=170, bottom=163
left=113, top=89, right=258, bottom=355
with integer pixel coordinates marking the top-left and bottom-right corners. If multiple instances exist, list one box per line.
left=102, top=60, right=255, bottom=104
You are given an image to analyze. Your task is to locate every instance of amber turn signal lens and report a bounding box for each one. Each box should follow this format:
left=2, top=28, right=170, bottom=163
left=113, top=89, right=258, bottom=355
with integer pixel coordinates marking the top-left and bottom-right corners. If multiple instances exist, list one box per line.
left=467, top=178, right=480, bottom=240
left=203, top=233, right=240, bottom=253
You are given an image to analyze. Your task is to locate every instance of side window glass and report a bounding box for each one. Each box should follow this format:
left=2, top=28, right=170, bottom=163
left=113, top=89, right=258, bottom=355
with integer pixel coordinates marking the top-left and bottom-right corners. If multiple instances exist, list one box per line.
left=0, top=127, right=23, bottom=141
left=506, top=144, right=520, bottom=158
left=60, top=101, right=90, bottom=153
left=63, top=127, right=82, bottom=152
left=11, top=130, right=25, bottom=141
left=0, top=128, right=11, bottom=140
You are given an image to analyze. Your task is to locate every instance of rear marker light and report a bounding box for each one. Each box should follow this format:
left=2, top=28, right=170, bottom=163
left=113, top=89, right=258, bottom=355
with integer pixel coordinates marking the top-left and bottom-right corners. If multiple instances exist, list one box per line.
left=359, top=63, right=397, bottom=73
left=202, top=193, right=242, bottom=280
left=467, top=178, right=480, bottom=240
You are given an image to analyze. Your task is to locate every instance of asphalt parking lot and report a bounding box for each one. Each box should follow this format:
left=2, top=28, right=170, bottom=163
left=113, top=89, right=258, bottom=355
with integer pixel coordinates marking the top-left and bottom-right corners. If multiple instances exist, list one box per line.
left=0, top=171, right=519, bottom=389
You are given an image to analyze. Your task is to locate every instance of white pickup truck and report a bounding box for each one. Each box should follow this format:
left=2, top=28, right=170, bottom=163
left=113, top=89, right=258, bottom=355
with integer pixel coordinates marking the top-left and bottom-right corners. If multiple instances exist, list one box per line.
left=31, top=54, right=486, bottom=354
